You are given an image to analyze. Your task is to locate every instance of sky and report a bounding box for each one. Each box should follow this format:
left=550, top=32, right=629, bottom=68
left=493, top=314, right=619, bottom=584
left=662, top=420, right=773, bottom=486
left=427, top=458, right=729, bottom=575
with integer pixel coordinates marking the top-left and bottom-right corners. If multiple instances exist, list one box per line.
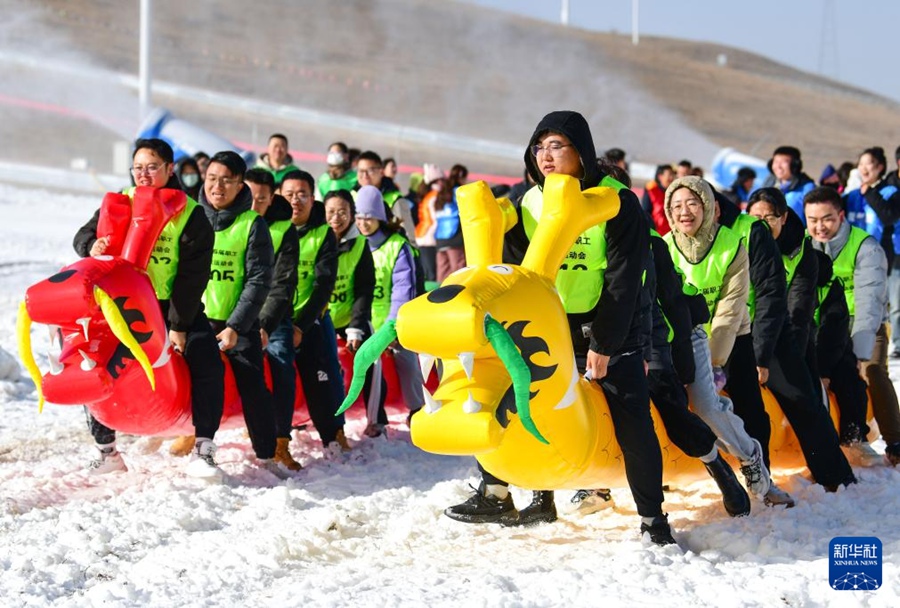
left=1, top=180, right=899, bottom=605
left=463, top=0, right=900, bottom=103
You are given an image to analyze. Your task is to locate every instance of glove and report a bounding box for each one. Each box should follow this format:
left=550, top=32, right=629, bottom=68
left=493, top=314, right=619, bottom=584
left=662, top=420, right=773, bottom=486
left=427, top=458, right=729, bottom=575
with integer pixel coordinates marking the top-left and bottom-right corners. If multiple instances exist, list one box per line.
left=713, top=366, right=727, bottom=393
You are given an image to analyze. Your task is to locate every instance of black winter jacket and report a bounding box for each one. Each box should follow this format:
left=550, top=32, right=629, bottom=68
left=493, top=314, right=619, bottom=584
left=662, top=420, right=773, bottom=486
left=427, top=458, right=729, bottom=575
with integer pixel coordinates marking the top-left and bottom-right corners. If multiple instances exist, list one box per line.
left=814, top=250, right=854, bottom=378
left=717, top=194, right=787, bottom=368
left=777, top=208, right=818, bottom=351
left=508, top=110, right=649, bottom=357
left=336, top=228, right=376, bottom=333
left=259, top=195, right=299, bottom=335
left=293, top=201, right=339, bottom=333
left=73, top=192, right=214, bottom=333
left=198, top=185, right=273, bottom=333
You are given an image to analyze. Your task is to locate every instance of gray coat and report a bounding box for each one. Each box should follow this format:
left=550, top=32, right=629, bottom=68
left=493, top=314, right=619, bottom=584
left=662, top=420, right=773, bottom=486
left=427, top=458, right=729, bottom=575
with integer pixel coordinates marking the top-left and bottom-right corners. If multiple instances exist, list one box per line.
left=812, top=220, right=887, bottom=360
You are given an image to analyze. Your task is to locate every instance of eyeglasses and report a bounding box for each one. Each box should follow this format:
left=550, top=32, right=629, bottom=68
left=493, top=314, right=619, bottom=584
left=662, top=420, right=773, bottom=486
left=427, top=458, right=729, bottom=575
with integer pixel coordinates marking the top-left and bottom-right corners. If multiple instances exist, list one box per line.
left=326, top=209, right=350, bottom=219
left=755, top=214, right=782, bottom=224
left=531, top=142, right=571, bottom=157
left=284, top=192, right=311, bottom=202
left=205, top=175, right=241, bottom=187
left=670, top=200, right=703, bottom=213
left=131, top=163, right=164, bottom=175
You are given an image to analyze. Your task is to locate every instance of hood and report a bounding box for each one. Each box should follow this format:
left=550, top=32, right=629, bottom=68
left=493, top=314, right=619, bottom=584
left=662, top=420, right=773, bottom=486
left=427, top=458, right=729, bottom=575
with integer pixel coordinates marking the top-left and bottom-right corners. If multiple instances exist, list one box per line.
left=664, top=176, right=718, bottom=263
left=524, top=111, right=601, bottom=189
left=198, top=182, right=253, bottom=229
left=264, top=194, right=293, bottom=224
left=776, top=207, right=806, bottom=256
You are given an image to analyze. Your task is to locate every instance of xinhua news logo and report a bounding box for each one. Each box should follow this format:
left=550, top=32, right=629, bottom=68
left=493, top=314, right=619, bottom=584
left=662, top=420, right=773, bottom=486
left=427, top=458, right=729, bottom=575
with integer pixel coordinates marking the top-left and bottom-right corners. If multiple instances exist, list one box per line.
left=829, top=537, right=882, bottom=591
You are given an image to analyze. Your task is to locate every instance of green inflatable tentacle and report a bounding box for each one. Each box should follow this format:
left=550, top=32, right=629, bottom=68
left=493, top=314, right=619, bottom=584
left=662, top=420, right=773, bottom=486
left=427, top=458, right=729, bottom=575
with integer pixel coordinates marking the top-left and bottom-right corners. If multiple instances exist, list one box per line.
left=335, top=320, right=398, bottom=416
left=484, top=316, right=548, bottom=445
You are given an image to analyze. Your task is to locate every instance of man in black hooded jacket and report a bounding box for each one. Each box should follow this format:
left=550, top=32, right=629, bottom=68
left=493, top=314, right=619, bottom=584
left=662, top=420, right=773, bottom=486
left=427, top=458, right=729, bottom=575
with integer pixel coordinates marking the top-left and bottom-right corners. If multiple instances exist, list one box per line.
left=446, top=110, right=675, bottom=546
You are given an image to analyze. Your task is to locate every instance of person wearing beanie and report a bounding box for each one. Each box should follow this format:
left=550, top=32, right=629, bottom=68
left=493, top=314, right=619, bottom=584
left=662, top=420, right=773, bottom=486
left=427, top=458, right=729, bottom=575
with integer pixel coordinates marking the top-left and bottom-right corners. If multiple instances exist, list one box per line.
left=73, top=138, right=225, bottom=478
left=198, top=150, right=286, bottom=477
left=355, top=185, right=424, bottom=424
left=283, top=169, right=350, bottom=456
left=761, top=145, right=816, bottom=220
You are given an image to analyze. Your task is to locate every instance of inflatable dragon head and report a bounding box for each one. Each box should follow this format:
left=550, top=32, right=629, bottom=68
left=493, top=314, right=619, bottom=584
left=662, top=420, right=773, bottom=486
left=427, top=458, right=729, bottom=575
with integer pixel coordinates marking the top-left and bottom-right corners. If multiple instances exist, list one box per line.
left=340, top=174, right=625, bottom=488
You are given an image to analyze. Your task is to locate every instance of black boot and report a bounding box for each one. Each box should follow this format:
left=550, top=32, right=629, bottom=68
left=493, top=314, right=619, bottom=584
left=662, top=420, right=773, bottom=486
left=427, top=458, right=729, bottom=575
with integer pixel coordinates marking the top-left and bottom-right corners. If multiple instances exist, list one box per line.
left=504, top=490, right=557, bottom=527
left=704, top=454, right=751, bottom=517
left=443, top=483, right=517, bottom=524
left=640, top=514, right=677, bottom=547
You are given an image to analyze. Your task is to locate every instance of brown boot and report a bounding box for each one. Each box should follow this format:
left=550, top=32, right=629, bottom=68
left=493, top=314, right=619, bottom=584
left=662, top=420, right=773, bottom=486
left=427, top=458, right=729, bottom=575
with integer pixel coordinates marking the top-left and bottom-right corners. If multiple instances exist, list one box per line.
left=169, top=435, right=196, bottom=457
left=335, top=428, right=352, bottom=452
left=273, top=437, right=303, bottom=471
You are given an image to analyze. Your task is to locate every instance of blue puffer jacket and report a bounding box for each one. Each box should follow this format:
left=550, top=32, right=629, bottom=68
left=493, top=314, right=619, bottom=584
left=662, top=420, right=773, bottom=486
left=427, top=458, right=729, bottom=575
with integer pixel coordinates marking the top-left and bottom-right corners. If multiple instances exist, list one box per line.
left=843, top=174, right=900, bottom=267
left=763, top=173, right=815, bottom=220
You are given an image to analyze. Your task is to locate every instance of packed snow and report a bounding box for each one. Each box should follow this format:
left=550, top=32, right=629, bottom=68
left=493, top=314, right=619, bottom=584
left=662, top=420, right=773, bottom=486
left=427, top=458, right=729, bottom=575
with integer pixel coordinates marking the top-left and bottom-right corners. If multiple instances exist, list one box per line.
left=0, top=182, right=897, bottom=607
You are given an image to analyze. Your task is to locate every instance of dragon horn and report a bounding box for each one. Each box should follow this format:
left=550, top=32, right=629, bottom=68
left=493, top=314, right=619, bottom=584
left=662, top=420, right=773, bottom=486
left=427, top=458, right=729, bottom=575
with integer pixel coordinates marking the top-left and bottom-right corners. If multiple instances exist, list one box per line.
left=336, top=320, right=398, bottom=416
left=16, top=301, right=45, bottom=412
left=93, top=286, right=156, bottom=391
left=484, top=315, right=548, bottom=445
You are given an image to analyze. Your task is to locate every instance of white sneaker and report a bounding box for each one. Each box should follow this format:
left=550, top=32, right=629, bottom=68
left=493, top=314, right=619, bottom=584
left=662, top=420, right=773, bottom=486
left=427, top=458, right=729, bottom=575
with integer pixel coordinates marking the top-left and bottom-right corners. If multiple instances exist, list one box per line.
left=565, top=488, right=614, bottom=515
left=88, top=448, right=128, bottom=475
left=259, top=458, right=293, bottom=479
left=842, top=442, right=884, bottom=467
left=186, top=440, right=222, bottom=479
left=763, top=483, right=796, bottom=508
left=739, top=439, right=771, bottom=499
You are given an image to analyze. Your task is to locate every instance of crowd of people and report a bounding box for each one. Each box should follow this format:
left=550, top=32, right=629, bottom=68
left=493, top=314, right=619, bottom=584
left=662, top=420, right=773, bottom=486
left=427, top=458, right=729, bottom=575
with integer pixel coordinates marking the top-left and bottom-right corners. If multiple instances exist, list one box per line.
left=73, top=116, right=900, bottom=546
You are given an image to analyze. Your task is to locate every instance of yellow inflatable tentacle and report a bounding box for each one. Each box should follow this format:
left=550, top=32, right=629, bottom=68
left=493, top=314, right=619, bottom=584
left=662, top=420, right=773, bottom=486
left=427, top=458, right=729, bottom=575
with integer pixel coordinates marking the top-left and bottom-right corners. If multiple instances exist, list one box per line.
left=457, top=180, right=507, bottom=267
left=16, top=301, right=45, bottom=412
left=93, top=286, right=156, bottom=391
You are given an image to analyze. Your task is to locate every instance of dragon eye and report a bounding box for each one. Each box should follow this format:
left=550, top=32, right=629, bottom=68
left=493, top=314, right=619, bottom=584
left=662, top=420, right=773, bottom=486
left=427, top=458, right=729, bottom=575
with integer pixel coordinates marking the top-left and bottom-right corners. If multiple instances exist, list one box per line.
left=487, top=265, right=512, bottom=275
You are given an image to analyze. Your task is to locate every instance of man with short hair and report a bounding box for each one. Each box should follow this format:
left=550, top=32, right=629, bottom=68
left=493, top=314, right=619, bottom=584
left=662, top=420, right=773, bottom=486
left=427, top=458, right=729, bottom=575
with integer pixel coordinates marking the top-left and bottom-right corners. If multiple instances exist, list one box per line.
left=255, top=133, right=300, bottom=188
left=355, top=151, right=416, bottom=242
left=199, top=151, right=286, bottom=476
left=245, top=168, right=302, bottom=471
left=282, top=170, right=349, bottom=454
left=762, top=146, right=816, bottom=220
left=805, top=186, right=900, bottom=466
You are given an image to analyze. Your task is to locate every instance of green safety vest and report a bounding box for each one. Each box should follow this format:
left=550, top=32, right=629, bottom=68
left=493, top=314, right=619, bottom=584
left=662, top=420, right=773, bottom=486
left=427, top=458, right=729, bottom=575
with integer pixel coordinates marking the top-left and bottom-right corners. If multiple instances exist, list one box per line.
left=664, top=225, right=742, bottom=333
left=521, top=185, right=607, bottom=314
left=782, top=236, right=810, bottom=289
left=317, top=170, right=358, bottom=198
left=202, top=210, right=258, bottom=321
left=830, top=225, right=871, bottom=318
left=370, top=233, right=408, bottom=330
left=292, top=223, right=331, bottom=319
left=123, top=187, right=198, bottom=301
left=330, top=236, right=367, bottom=329
left=729, top=213, right=761, bottom=321
left=268, top=219, right=293, bottom=255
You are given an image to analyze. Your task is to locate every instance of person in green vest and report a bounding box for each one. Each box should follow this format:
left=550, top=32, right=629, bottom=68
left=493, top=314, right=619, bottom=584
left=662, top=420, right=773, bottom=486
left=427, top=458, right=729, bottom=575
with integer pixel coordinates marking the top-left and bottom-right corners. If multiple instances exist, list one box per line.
left=354, top=185, right=424, bottom=424
left=716, top=187, right=855, bottom=495
left=73, top=138, right=225, bottom=478
left=804, top=186, right=900, bottom=467
left=199, top=150, right=287, bottom=477
left=282, top=170, right=350, bottom=455
left=355, top=151, right=417, bottom=242
left=245, top=168, right=302, bottom=471
left=747, top=188, right=868, bottom=449
left=317, top=142, right=358, bottom=200
left=254, top=133, right=300, bottom=188
left=663, top=176, right=782, bottom=505
left=323, top=189, right=384, bottom=437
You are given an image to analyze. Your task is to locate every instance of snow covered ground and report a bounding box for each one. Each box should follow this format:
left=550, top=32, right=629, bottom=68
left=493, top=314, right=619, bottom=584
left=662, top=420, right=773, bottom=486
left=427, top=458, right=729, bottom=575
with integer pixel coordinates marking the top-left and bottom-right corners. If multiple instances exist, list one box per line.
left=0, top=182, right=898, bottom=607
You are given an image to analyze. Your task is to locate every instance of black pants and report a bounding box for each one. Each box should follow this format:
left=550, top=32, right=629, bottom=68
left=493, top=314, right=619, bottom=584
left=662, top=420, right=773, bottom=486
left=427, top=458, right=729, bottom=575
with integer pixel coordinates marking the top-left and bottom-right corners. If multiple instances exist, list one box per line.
left=295, top=314, right=345, bottom=445
left=86, top=310, right=224, bottom=443
left=764, top=328, right=853, bottom=486
left=724, top=334, right=772, bottom=467
left=214, top=321, right=276, bottom=460
left=828, top=343, right=870, bottom=440
left=648, top=365, right=718, bottom=459
left=483, top=353, right=664, bottom=518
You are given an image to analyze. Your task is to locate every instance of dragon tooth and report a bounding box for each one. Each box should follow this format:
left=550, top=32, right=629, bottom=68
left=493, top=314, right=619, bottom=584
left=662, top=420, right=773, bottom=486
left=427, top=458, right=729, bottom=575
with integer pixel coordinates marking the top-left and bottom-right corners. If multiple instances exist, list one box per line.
left=458, top=351, right=474, bottom=380
left=462, top=391, right=482, bottom=414
left=78, top=349, right=97, bottom=371
left=423, top=389, right=442, bottom=414
left=48, top=352, right=63, bottom=375
left=75, top=317, right=90, bottom=341
left=418, top=353, right=436, bottom=380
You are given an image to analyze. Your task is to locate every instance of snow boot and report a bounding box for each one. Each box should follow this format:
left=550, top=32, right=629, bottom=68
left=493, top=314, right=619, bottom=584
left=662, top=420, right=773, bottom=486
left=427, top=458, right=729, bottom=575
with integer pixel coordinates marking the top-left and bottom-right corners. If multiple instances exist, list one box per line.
left=169, top=435, right=196, bottom=457
left=566, top=488, right=614, bottom=515
left=185, top=439, right=221, bottom=479
left=704, top=454, right=751, bottom=517
left=504, top=490, right=557, bottom=527
left=444, top=483, right=517, bottom=524
left=739, top=438, right=771, bottom=498
left=273, top=437, right=303, bottom=472
left=88, top=444, right=127, bottom=475
left=640, top=514, right=677, bottom=547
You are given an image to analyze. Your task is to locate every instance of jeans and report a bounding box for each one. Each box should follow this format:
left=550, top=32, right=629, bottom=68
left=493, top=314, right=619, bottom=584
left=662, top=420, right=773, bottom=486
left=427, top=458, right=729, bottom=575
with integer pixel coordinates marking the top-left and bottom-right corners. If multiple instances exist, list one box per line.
left=687, top=327, right=757, bottom=462
left=295, top=312, right=345, bottom=445
left=266, top=316, right=297, bottom=439
left=391, top=344, right=424, bottom=413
